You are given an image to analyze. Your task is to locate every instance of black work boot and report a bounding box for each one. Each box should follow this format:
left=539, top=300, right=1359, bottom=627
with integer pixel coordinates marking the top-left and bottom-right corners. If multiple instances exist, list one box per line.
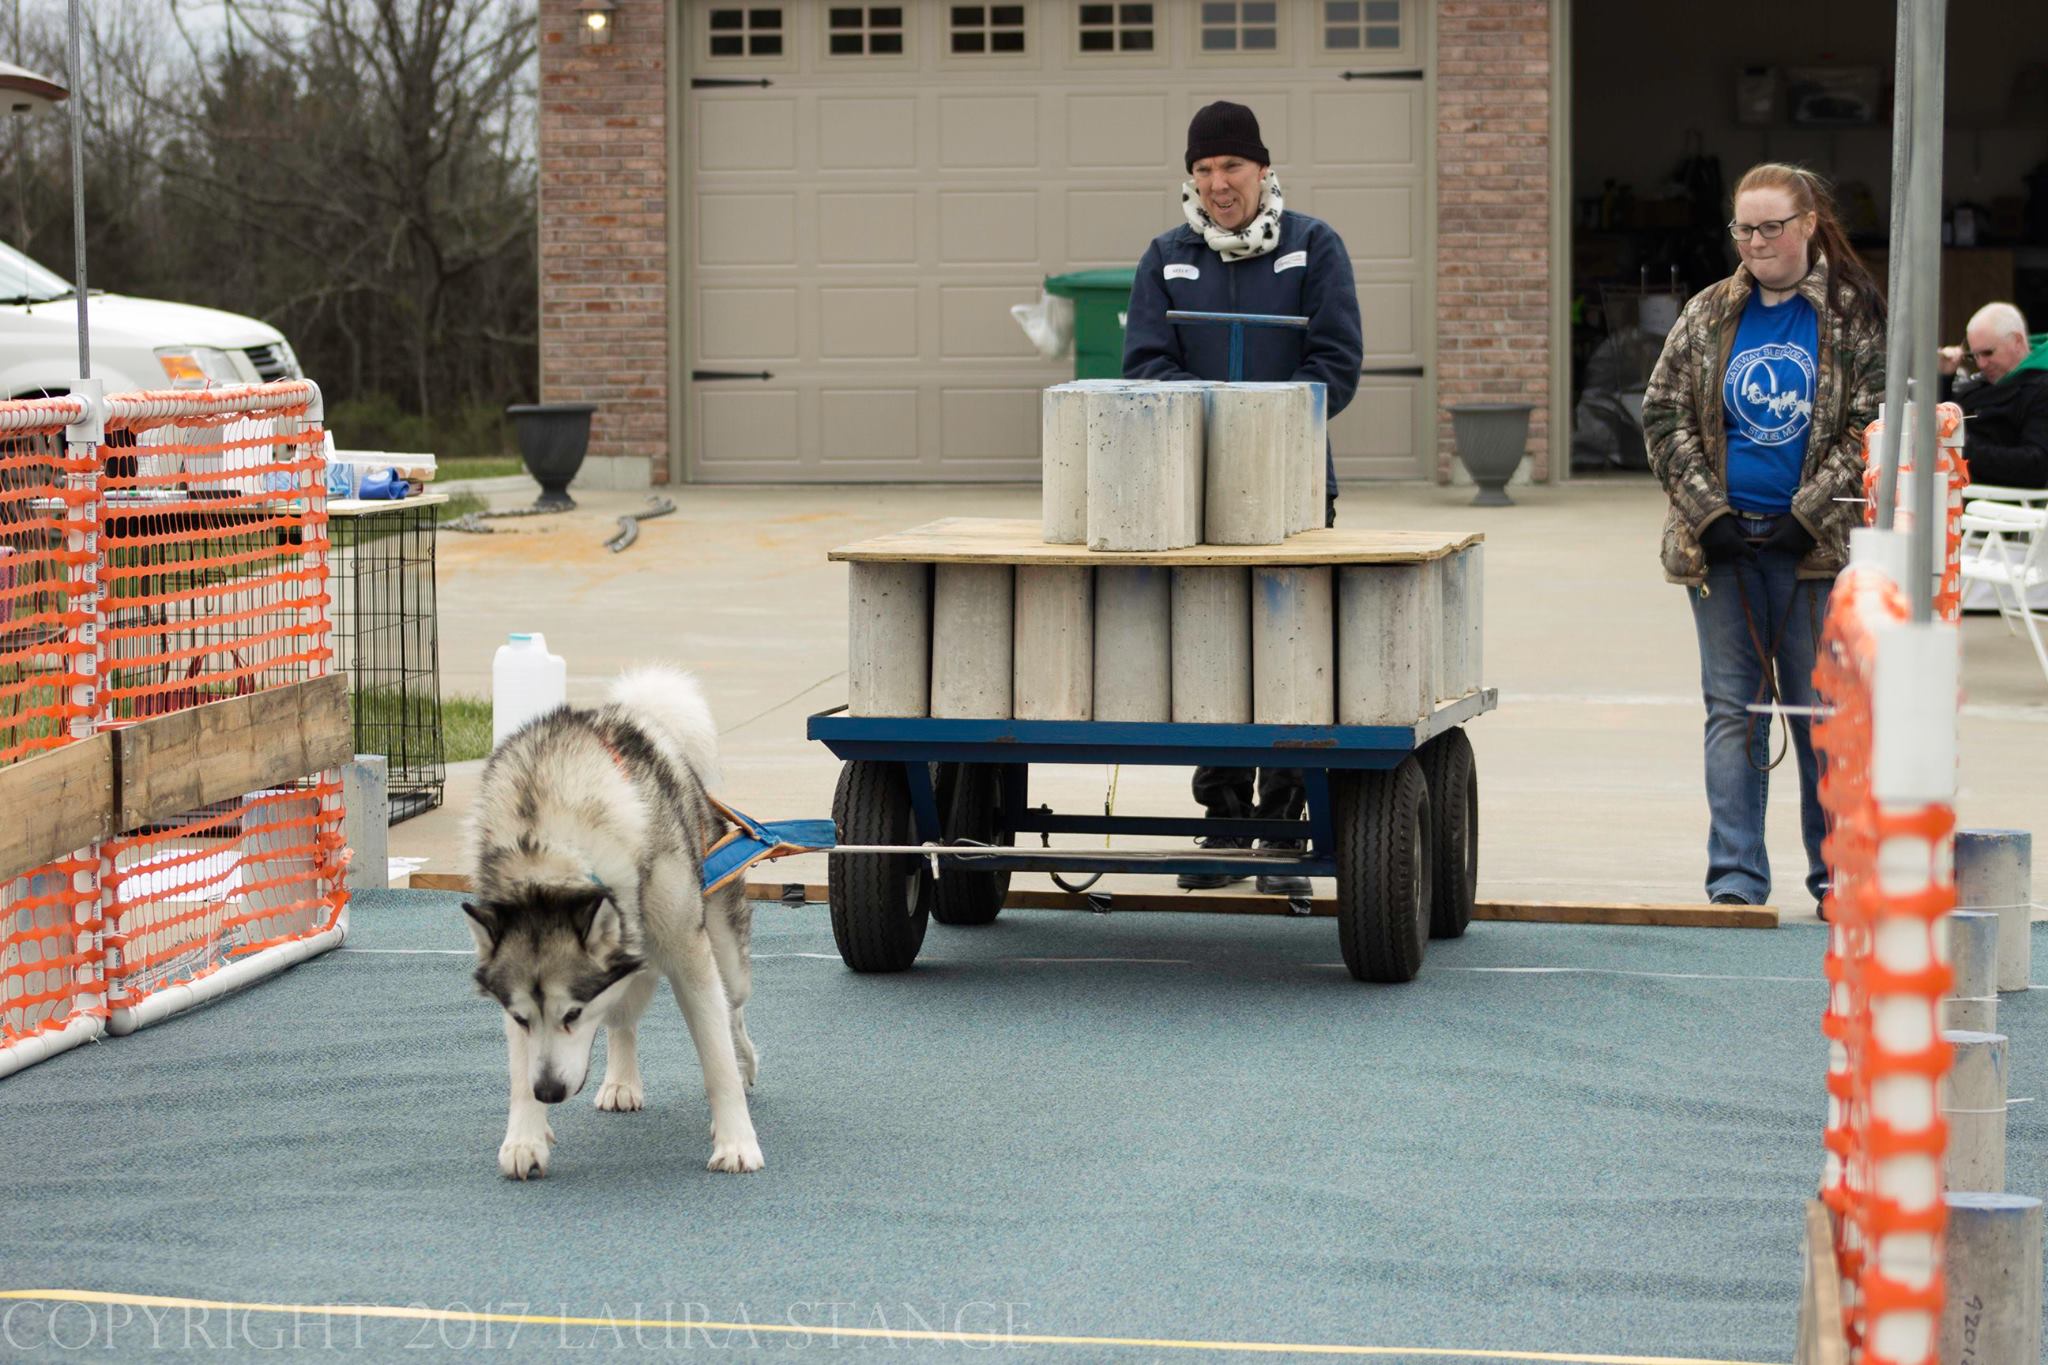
left=1177, top=836, right=1249, bottom=891
left=1254, top=840, right=1311, bottom=898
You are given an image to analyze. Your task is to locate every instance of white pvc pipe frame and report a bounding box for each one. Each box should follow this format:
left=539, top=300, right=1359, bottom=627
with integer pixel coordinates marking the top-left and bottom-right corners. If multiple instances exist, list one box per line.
left=0, top=378, right=348, bottom=1074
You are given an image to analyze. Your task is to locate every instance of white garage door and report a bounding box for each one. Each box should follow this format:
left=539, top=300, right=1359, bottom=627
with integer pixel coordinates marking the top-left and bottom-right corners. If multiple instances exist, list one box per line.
left=679, top=0, right=1431, bottom=482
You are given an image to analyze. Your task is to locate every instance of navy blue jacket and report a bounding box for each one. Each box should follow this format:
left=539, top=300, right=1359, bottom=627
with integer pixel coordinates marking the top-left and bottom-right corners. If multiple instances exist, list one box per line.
left=1122, top=212, right=1363, bottom=416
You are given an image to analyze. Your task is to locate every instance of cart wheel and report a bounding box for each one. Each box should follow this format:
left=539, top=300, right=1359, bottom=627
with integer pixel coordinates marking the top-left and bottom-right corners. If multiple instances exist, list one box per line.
left=930, top=763, right=1015, bottom=927
left=1333, top=757, right=1433, bottom=983
left=828, top=760, right=930, bottom=972
left=1418, top=727, right=1478, bottom=940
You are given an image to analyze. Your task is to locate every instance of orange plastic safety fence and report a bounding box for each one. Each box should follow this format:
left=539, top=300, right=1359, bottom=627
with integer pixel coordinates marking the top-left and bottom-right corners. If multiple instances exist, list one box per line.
left=1859, top=404, right=1970, bottom=623
left=1811, top=563, right=1954, bottom=1365
left=94, top=384, right=347, bottom=1025
left=0, top=382, right=347, bottom=1065
left=0, top=408, right=104, bottom=1053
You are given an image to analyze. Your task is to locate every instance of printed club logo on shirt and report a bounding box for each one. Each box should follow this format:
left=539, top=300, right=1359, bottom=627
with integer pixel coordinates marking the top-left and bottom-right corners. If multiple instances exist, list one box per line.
left=1723, top=341, right=1815, bottom=446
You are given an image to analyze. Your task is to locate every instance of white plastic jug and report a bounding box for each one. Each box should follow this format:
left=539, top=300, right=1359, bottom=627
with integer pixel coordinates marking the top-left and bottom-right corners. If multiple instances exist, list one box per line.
left=491, top=632, right=567, bottom=747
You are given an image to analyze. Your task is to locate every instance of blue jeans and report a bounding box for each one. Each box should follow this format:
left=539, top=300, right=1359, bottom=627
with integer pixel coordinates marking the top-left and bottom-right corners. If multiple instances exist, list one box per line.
left=1687, top=513, right=1833, bottom=906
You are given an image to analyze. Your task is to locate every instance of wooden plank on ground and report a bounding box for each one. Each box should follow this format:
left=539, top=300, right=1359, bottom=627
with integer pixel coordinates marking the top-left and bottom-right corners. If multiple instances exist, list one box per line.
left=1794, top=1199, right=1850, bottom=1365
left=116, top=673, right=353, bottom=831
left=830, top=518, right=1481, bottom=567
left=0, top=737, right=116, bottom=885
left=402, top=872, right=1779, bottom=929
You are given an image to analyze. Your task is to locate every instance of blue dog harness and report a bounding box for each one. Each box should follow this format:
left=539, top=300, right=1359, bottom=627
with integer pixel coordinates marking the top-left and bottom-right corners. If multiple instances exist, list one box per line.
left=701, top=798, right=836, bottom=895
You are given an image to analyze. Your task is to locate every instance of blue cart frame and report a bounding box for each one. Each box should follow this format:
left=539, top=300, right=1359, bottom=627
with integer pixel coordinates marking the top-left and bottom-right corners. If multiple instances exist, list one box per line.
left=807, top=689, right=1496, bottom=981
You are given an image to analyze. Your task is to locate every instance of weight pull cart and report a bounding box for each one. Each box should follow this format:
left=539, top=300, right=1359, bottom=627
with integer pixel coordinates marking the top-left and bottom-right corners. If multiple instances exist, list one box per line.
left=803, top=521, right=1494, bottom=985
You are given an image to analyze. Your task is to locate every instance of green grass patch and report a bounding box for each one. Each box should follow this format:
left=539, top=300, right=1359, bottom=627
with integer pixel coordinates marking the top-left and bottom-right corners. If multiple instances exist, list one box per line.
left=441, top=694, right=493, bottom=763
left=437, top=456, right=525, bottom=482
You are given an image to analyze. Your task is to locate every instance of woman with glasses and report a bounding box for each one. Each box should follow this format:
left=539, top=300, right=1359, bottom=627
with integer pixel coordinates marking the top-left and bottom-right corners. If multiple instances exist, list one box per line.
left=1641, top=163, right=1886, bottom=915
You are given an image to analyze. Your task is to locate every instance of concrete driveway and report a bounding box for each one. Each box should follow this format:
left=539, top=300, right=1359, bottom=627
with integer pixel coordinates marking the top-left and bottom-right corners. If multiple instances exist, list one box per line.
left=394, top=476, right=2048, bottom=916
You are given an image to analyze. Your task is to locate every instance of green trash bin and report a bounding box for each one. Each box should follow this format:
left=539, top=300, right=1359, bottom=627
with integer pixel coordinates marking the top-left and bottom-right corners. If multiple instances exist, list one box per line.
left=1043, top=268, right=1137, bottom=381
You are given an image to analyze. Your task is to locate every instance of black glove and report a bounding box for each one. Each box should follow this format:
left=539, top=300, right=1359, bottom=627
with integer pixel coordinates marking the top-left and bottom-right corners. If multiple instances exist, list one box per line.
left=1698, top=516, right=1757, bottom=566
left=1760, top=516, right=1816, bottom=560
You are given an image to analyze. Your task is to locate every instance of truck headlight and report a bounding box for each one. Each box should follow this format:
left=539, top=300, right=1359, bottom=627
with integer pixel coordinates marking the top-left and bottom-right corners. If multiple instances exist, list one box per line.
left=154, top=346, right=241, bottom=387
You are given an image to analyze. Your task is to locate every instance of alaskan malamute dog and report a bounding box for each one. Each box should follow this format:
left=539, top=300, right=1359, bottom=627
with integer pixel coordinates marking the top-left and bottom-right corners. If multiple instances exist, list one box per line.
left=463, top=666, right=761, bottom=1180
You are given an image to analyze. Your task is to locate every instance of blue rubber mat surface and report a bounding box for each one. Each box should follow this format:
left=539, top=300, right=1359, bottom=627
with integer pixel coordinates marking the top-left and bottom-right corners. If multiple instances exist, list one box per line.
left=0, top=891, right=2041, bottom=1362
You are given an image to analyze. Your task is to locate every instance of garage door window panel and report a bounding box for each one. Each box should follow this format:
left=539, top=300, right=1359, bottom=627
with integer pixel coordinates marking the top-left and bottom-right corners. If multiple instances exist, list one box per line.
left=706, top=6, right=786, bottom=58
left=1075, top=3, right=1157, bottom=55
left=949, top=4, right=1029, bottom=56
left=826, top=5, right=910, bottom=58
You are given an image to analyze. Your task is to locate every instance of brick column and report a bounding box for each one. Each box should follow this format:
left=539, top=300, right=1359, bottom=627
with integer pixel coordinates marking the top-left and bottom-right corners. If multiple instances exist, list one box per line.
left=1435, top=1, right=1554, bottom=481
left=538, top=0, right=671, bottom=482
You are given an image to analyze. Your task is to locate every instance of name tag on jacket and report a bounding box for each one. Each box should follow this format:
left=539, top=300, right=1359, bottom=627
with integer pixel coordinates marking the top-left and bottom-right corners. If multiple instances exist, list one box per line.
left=1164, top=264, right=1200, bottom=281
left=1273, top=251, right=1307, bottom=273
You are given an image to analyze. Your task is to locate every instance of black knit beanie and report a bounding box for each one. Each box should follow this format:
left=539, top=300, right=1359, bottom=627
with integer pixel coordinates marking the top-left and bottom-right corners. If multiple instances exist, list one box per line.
left=1184, top=101, right=1269, bottom=172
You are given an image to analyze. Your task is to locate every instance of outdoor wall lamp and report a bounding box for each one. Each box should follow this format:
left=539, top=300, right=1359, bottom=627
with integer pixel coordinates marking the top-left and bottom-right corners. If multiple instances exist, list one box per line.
left=575, top=0, right=617, bottom=46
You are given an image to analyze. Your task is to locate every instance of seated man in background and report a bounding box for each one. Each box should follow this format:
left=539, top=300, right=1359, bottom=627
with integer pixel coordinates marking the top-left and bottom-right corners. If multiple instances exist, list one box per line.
left=1939, top=302, right=2048, bottom=487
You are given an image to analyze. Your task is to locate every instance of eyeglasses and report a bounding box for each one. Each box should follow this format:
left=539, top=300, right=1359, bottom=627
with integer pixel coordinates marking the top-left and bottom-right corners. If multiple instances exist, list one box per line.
left=1970, top=347, right=2000, bottom=361
left=1726, top=215, right=1803, bottom=242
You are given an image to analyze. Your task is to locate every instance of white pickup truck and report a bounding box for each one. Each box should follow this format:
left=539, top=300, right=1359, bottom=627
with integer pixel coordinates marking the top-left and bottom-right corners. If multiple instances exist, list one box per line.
left=1, top=237, right=302, bottom=399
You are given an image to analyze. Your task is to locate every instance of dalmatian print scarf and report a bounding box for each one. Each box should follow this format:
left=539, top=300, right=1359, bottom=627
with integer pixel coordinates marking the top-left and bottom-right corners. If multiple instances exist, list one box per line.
left=1180, top=171, right=1285, bottom=263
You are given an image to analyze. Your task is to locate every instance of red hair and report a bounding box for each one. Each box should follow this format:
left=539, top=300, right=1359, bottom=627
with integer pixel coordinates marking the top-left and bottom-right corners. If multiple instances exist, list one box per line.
left=1734, top=163, right=1883, bottom=325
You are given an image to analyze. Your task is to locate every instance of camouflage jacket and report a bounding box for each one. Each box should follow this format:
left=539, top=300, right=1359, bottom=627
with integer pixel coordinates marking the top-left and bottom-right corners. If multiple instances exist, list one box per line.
left=1641, top=256, right=1886, bottom=585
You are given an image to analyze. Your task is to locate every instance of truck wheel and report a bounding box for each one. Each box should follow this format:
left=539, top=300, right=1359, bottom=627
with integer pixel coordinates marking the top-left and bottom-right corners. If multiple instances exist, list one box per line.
left=1333, top=757, right=1432, bottom=983
left=1418, top=728, right=1478, bottom=939
left=929, top=763, right=1015, bottom=927
left=828, top=760, right=929, bottom=972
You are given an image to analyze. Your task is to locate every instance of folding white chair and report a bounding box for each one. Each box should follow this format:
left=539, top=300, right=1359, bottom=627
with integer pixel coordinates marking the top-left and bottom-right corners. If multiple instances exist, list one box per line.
left=1959, top=495, right=2048, bottom=683
left=1958, top=481, right=2048, bottom=613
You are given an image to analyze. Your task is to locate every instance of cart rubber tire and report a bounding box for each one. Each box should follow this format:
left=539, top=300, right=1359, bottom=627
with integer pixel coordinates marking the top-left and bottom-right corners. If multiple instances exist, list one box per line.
left=828, top=760, right=930, bottom=972
left=1418, top=727, right=1478, bottom=940
left=1333, top=757, right=1433, bottom=983
left=929, top=763, right=1014, bottom=927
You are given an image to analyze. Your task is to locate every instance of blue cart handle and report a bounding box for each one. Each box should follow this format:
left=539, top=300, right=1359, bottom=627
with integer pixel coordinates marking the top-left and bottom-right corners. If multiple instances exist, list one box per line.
left=1162, top=309, right=1310, bottom=383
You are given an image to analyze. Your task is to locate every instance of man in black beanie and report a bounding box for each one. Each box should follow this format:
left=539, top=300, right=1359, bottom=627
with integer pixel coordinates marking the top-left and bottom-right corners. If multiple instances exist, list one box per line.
left=1123, top=101, right=1365, bottom=898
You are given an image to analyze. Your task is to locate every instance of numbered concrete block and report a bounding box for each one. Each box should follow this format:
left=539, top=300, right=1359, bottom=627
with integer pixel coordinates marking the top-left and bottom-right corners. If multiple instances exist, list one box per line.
left=1337, top=564, right=1428, bottom=725
left=1203, top=383, right=1297, bottom=546
left=1013, top=565, right=1093, bottom=720
left=930, top=563, right=1013, bottom=719
left=1094, top=565, right=1173, bottom=722
left=1439, top=545, right=1483, bottom=700
left=1956, top=829, right=2032, bottom=993
left=1086, top=384, right=1204, bottom=552
left=1296, top=381, right=1329, bottom=534
left=1252, top=566, right=1334, bottom=724
left=848, top=561, right=930, bottom=718
left=1170, top=567, right=1251, bottom=724
left=1943, top=909, right=2000, bottom=1034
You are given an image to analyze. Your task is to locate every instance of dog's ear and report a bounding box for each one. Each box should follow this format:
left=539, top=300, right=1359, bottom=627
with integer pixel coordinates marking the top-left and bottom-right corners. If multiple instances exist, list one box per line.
left=462, top=901, right=503, bottom=955
left=570, top=889, right=620, bottom=949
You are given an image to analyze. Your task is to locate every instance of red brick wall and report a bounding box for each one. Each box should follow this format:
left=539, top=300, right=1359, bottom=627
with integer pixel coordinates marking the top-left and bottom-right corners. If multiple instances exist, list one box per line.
left=538, top=0, right=670, bottom=482
left=1435, top=1, right=1553, bottom=481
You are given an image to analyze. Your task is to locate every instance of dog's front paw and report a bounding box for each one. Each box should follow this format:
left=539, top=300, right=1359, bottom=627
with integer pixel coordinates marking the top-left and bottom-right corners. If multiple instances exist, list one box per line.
left=499, top=1121, right=556, bottom=1181
left=595, top=1079, right=644, bottom=1112
left=707, top=1128, right=764, bottom=1174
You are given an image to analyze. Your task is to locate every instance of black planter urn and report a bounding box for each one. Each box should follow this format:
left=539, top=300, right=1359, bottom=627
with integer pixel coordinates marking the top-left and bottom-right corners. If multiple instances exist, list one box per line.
left=1447, top=402, right=1534, bottom=507
left=505, top=402, right=598, bottom=512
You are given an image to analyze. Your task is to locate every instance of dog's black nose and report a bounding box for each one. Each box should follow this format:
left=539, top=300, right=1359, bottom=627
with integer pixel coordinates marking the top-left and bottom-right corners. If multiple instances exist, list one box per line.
left=532, top=1077, right=567, bottom=1105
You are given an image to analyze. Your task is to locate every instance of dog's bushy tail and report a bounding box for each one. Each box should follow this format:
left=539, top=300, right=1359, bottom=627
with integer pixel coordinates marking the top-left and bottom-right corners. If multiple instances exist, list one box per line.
left=609, top=666, right=723, bottom=791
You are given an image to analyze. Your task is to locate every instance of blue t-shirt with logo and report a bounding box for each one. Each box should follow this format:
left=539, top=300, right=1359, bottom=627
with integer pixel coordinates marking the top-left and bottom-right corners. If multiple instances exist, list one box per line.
left=1722, top=289, right=1819, bottom=515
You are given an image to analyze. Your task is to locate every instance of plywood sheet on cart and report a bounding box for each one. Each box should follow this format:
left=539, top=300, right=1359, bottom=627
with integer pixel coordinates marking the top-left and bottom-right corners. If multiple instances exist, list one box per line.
left=830, top=518, right=1479, bottom=567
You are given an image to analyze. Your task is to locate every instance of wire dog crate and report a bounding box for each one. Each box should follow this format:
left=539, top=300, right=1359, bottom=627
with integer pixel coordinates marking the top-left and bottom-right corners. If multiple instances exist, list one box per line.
left=329, top=497, right=446, bottom=823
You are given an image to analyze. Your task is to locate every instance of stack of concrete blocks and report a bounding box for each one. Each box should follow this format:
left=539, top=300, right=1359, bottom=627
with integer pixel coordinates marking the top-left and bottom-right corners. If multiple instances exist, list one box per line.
left=1937, top=830, right=2042, bottom=1362
left=843, top=375, right=1480, bottom=727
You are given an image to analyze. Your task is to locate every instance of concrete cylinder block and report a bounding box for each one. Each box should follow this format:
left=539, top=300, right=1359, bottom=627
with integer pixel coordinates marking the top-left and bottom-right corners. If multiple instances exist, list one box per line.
left=1093, top=566, right=1172, bottom=722
left=1013, top=565, right=1093, bottom=720
left=1438, top=546, right=1485, bottom=701
left=1337, top=564, right=1428, bottom=726
left=1286, top=384, right=1318, bottom=540
left=1203, top=383, right=1296, bottom=546
left=1941, top=1193, right=2042, bottom=1365
left=1941, top=1029, right=2008, bottom=1193
left=1955, top=829, right=2031, bottom=993
left=1170, top=567, right=1251, bottom=724
left=1942, top=910, right=2000, bottom=1034
left=1418, top=555, right=1444, bottom=707
left=1086, top=384, right=1205, bottom=552
left=1042, top=380, right=1129, bottom=545
left=848, top=562, right=931, bottom=718
left=1252, top=566, right=1335, bottom=725
left=930, top=563, right=1014, bottom=720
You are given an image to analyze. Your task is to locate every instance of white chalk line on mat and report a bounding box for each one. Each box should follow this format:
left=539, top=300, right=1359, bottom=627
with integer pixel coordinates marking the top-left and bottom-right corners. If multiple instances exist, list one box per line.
left=0, top=1291, right=1784, bottom=1364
